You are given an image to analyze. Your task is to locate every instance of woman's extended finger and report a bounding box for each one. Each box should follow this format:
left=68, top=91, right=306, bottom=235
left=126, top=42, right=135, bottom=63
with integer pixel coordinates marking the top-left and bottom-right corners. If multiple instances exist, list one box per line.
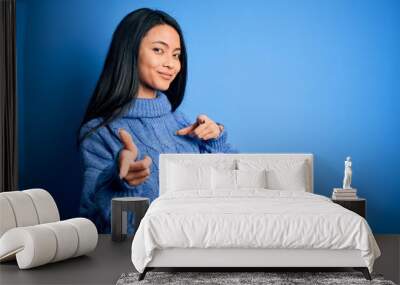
left=176, top=123, right=198, bottom=135
left=119, top=153, right=131, bottom=179
left=176, top=118, right=206, bottom=136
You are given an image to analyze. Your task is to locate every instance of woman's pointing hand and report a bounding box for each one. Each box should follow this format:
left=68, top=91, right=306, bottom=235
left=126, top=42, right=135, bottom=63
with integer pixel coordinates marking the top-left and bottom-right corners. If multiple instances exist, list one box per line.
left=176, top=114, right=223, bottom=140
left=118, top=128, right=152, bottom=186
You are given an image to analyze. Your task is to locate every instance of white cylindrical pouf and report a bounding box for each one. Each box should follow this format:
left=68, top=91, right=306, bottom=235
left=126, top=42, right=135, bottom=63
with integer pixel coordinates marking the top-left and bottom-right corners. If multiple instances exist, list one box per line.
left=42, top=221, right=79, bottom=262
left=0, top=188, right=98, bottom=269
left=65, top=218, right=98, bottom=257
left=0, top=196, right=17, bottom=237
left=24, top=189, right=60, bottom=223
left=0, top=226, right=57, bottom=269
left=0, top=192, right=39, bottom=227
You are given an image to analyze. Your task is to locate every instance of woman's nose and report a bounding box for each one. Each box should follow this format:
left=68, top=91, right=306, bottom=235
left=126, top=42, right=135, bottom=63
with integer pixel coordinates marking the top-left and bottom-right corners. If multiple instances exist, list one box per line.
left=163, top=56, right=175, bottom=69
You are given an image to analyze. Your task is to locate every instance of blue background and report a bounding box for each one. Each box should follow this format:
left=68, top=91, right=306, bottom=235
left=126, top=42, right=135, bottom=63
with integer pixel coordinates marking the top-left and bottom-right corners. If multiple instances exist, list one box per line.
left=16, top=0, right=400, bottom=233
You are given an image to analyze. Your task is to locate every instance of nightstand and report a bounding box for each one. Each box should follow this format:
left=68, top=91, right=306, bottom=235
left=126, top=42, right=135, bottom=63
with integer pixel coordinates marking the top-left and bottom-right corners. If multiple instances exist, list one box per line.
left=332, top=198, right=366, bottom=218
left=111, top=197, right=150, bottom=242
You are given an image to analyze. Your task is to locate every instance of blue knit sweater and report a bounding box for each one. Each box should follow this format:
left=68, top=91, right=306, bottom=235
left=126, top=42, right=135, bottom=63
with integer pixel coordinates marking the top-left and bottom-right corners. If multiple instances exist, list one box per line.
left=79, top=91, right=238, bottom=234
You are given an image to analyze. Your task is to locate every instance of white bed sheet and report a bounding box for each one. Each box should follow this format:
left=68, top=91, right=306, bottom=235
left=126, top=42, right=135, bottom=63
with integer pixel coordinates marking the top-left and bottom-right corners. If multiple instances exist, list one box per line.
left=131, top=189, right=380, bottom=273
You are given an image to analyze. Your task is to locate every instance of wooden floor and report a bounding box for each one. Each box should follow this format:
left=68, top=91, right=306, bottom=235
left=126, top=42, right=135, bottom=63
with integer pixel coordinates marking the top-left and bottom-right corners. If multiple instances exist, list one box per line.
left=0, top=235, right=399, bottom=285
left=374, top=235, right=400, bottom=284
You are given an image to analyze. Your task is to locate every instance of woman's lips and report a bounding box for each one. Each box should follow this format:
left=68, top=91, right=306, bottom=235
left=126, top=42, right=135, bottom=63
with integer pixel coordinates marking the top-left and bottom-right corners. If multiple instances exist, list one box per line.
left=158, top=72, right=173, bottom=80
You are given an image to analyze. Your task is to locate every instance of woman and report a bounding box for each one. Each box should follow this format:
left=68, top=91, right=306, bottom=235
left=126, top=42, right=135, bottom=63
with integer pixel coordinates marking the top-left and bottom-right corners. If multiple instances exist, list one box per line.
left=77, top=8, right=237, bottom=234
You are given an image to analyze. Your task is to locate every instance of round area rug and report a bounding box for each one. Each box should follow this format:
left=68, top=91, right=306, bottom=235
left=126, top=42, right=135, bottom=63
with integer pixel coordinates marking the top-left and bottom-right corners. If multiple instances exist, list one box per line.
left=116, top=271, right=396, bottom=285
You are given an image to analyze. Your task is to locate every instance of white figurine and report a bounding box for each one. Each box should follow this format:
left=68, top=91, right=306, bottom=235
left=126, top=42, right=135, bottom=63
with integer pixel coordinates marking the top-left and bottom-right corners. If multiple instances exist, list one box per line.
left=342, top=156, right=352, bottom=189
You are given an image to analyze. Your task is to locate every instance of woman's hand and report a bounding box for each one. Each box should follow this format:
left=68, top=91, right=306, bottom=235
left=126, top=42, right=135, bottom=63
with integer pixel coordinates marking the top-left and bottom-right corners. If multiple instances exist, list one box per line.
left=118, top=128, right=152, bottom=186
left=176, top=114, right=223, bottom=140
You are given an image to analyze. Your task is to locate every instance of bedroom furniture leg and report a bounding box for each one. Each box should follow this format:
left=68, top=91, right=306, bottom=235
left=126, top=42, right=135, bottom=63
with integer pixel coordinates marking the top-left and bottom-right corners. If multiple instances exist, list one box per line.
left=138, top=267, right=148, bottom=281
left=354, top=267, right=371, bottom=280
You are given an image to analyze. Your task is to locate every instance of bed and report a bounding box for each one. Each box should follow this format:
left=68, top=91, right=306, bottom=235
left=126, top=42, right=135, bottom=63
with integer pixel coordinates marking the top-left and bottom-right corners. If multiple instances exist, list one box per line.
left=131, top=153, right=381, bottom=281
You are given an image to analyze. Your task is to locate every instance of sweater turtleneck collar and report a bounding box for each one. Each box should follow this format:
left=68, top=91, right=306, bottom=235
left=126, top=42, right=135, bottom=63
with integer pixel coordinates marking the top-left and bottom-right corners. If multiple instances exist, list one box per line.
left=124, top=90, right=172, bottom=118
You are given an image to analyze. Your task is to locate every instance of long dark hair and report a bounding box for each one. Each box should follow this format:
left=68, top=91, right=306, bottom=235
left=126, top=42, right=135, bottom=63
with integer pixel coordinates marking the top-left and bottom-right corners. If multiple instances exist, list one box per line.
left=76, top=8, right=188, bottom=147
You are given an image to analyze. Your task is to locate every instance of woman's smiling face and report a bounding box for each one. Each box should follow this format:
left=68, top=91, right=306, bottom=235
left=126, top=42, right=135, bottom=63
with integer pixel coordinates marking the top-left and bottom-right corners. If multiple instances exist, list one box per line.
left=138, top=24, right=182, bottom=92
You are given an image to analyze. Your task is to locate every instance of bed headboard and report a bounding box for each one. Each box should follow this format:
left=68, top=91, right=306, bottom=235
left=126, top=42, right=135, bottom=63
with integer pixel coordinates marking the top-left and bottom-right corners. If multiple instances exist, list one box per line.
left=159, top=153, right=314, bottom=195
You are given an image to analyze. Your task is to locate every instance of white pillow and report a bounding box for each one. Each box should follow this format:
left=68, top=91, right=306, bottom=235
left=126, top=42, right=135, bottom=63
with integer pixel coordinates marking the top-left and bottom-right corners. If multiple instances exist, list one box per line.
left=266, top=166, right=307, bottom=191
left=211, top=168, right=268, bottom=190
left=211, top=168, right=237, bottom=190
left=236, top=169, right=267, bottom=188
left=237, top=159, right=308, bottom=191
left=167, top=162, right=212, bottom=191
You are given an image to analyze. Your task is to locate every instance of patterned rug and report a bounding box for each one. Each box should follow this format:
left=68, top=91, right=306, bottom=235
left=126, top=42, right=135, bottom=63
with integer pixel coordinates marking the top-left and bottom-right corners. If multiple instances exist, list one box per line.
left=116, top=271, right=396, bottom=285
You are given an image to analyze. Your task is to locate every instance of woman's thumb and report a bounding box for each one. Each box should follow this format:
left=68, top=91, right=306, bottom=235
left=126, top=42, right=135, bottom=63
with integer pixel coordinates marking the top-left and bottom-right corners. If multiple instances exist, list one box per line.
left=118, top=128, right=137, bottom=153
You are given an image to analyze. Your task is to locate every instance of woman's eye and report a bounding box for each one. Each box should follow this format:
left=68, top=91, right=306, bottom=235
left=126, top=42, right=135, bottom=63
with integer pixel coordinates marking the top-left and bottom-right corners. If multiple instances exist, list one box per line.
left=174, top=54, right=181, bottom=59
left=153, top=48, right=163, bottom=54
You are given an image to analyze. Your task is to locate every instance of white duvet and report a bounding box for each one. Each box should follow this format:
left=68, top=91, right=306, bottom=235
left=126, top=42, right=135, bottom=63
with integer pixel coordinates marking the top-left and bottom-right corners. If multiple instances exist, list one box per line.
left=131, top=189, right=380, bottom=273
